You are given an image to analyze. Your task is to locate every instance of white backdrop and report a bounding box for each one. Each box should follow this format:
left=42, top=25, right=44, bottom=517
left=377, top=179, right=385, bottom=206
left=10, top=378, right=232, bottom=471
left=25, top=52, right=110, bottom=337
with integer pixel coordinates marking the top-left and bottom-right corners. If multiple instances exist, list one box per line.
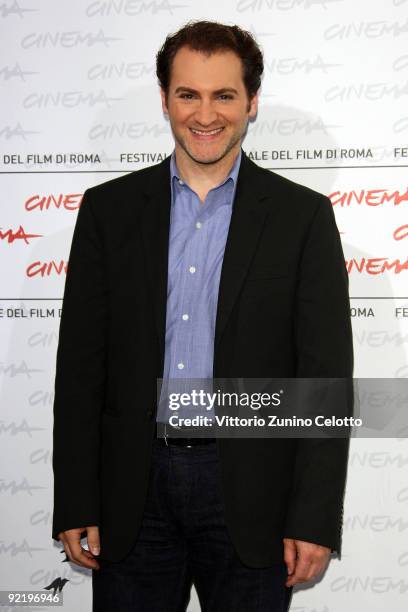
left=1, top=0, right=408, bottom=610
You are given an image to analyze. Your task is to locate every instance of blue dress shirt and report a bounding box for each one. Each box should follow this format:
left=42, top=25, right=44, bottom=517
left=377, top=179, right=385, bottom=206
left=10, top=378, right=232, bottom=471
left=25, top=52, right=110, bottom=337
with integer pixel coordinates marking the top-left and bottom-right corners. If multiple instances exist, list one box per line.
left=157, top=148, right=242, bottom=426
left=162, top=148, right=242, bottom=383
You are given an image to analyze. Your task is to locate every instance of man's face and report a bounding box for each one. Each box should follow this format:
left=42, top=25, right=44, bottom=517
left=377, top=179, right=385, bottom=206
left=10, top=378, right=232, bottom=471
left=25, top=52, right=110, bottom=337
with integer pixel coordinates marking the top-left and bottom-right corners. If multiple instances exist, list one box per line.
left=161, top=46, right=258, bottom=165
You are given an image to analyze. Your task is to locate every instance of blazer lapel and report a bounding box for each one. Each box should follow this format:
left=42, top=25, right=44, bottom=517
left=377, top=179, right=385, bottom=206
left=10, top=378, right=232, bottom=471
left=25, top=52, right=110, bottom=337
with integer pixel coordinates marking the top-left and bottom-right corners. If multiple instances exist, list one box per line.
left=214, top=151, right=272, bottom=350
left=140, top=156, right=172, bottom=367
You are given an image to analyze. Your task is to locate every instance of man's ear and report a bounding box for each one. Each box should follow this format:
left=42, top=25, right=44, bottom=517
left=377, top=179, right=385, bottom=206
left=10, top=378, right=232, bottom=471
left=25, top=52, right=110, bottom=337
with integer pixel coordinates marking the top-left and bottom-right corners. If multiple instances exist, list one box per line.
left=248, top=92, right=259, bottom=119
left=160, top=88, right=169, bottom=115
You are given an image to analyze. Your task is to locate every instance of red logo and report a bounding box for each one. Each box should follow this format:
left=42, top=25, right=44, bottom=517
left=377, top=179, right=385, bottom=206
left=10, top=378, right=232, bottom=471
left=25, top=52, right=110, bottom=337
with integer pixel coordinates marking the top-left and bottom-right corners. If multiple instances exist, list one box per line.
left=330, top=189, right=408, bottom=207
left=345, top=257, right=408, bottom=274
left=0, top=226, right=42, bottom=244
left=393, top=224, right=408, bottom=241
left=25, top=194, right=83, bottom=211
left=27, top=260, right=68, bottom=277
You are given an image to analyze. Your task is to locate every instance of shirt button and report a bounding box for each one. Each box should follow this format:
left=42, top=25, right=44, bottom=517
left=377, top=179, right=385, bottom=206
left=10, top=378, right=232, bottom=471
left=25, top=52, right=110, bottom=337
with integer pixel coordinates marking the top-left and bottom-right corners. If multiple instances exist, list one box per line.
left=179, top=179, right=184, bottom=185
left=189, top=266, right=196, bottom=274
left=182, top=314, right=189, bottom=321
left=177, top=362, right=185, bottom=370
left=195, top=222, right=202, bottom=229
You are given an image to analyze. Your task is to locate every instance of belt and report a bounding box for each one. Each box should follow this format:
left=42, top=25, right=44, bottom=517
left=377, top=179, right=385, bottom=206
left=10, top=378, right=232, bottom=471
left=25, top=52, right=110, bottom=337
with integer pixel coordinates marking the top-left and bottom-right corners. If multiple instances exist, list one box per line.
left=156, top=436, right=216, bottom=447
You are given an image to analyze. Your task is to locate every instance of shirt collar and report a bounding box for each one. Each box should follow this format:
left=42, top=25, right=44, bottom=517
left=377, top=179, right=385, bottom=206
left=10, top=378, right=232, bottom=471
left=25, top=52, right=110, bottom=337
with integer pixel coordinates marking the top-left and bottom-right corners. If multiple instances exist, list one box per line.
left=169, top=148, right=242, bottom=197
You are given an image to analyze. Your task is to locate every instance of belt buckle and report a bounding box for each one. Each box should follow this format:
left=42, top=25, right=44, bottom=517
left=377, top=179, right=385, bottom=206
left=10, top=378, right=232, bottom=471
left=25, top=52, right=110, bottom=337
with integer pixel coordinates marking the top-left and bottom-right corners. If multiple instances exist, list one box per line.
left=163, top=423, right=185, bottom=447
left=164, top=423, right=193, bottom=448
left=161, top=422, right=169, bottom=447
left=163, top=424, right=196, bottom=448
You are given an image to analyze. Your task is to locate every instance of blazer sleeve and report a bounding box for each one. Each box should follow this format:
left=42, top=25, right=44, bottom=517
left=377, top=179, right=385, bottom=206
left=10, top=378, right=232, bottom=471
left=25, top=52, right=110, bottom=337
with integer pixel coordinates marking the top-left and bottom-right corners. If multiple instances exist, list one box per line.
left=283, top=195, right=354, bottom=555
left=52, top=188, right=108, bottom=541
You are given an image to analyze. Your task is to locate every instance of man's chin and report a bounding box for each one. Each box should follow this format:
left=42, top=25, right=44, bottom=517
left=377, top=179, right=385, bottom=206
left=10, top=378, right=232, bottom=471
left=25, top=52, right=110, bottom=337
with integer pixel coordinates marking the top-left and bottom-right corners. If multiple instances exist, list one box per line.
left=189, top=155, right=223, bottom=165
left=185, top=146, right=232, bottom=166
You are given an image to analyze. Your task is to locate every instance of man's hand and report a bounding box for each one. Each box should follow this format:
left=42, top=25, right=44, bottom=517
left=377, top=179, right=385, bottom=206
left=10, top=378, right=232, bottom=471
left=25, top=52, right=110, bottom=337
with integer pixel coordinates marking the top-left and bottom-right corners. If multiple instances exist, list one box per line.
left=59, top=526, right=101, bottom=570
left=283, top=538, right=331, bottom=587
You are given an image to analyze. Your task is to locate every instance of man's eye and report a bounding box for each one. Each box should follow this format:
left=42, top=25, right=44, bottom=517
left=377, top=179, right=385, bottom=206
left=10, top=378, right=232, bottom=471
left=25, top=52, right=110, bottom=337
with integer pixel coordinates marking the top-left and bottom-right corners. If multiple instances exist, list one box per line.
left=180, top=93, right=194, bottom=99
left=218, top=94, right=233, bottom=100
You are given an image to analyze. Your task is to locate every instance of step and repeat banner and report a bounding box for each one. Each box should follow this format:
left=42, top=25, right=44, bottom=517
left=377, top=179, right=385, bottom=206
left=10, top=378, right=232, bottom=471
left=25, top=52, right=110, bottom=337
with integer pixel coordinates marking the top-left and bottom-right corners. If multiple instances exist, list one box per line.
left=1, top=1, right=407, bottom=611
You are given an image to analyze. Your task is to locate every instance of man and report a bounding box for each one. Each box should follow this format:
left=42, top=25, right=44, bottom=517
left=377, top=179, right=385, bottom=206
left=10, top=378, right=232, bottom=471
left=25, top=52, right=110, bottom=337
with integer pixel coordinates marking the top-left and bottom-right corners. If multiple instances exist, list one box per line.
left=52, top=20, right=353, bottom=612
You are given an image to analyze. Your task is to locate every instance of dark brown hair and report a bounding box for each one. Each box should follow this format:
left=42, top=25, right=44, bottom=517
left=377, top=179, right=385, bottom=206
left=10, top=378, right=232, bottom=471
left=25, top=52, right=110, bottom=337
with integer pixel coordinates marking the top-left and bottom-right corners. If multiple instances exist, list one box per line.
left=156, top=20, right=264, bottom=100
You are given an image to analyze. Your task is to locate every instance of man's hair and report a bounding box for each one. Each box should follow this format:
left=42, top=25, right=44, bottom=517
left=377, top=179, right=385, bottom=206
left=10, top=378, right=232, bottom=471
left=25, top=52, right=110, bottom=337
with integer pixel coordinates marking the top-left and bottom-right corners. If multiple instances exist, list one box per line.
left=156, top=20, right=264, bottom=100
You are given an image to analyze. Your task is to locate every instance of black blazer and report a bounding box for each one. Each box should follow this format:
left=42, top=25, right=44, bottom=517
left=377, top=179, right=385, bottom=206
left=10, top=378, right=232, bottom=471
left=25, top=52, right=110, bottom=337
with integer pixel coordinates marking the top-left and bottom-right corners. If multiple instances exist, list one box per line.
left=52, top=150, right=353, bottom=568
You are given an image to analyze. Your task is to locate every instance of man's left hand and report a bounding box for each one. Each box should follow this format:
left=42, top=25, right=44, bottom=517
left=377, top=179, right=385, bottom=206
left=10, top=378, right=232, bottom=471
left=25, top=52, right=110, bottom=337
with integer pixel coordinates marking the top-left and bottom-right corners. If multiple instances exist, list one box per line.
left=283, top=538, right=331, bottom=587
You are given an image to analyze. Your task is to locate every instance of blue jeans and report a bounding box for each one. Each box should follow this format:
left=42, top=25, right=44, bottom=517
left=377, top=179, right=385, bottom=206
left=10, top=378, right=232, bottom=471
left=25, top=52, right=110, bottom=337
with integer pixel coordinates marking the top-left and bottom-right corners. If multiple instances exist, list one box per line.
left=92, top=439, right=293, bottom=611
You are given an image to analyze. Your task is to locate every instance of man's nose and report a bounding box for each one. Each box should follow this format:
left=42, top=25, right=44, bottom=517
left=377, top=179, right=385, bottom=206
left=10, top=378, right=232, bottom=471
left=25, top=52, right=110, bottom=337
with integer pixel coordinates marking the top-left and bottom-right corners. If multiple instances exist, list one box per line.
left=193, top=100, right=218, bottom=126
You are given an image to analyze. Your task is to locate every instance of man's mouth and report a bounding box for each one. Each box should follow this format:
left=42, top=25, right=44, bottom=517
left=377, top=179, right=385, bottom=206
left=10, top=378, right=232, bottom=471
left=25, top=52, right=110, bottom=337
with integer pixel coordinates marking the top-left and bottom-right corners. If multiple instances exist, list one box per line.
left=189, top=127, right=224, bottom=138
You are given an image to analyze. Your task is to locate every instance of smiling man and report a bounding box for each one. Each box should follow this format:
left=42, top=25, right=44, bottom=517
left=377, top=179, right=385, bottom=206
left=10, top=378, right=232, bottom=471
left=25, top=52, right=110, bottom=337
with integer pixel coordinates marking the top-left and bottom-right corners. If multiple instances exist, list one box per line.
left=52, top=20, right=353, bottom=612
left=161, top=45, right=256, bottom=187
